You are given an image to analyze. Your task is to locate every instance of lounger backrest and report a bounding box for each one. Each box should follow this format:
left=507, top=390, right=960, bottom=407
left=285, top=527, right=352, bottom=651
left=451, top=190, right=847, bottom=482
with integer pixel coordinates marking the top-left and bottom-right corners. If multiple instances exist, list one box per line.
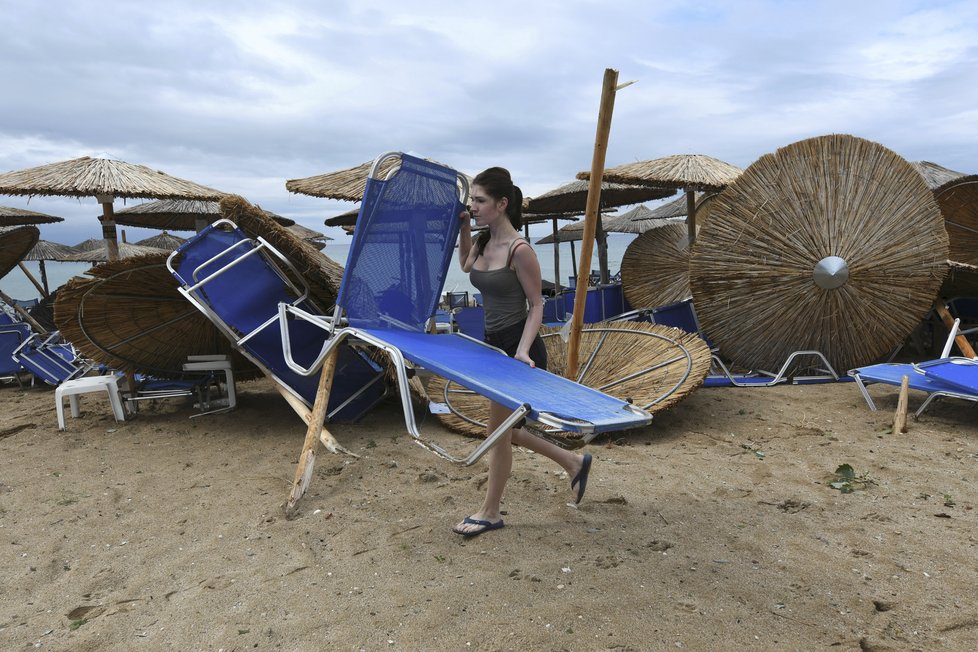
left=0, top=323, right=31, bottom=375
left=336, top=154, right=463, bottom=332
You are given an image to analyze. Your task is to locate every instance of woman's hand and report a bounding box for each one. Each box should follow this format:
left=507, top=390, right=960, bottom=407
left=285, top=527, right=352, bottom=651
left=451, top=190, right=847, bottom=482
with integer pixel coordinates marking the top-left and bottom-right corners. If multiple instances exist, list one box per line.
left=459, top=208, right=472, bottom=226
left=514, top=350, right=536, bottom=368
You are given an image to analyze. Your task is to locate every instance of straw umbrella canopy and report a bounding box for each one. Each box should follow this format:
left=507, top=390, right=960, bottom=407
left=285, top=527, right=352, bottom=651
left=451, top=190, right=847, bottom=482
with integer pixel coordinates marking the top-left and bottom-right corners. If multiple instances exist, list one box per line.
left=64, top=241, right=170, bottom=263
left=23, top=239, right=78, bottom=262
left=688, top=134, right=948, bottom=374
left=933, top=175, right=978, bottom=266
left=942, top=260, right=978, bottom=298
left=286, top=223, right=333, bottom=251
left=0, top=225, right=39, bottom=280
left=20, top=239, right=80, bottom=297
left=325, top=206, right=363, bottom=228
left=523, top=179, right=674, bottom=215
left=0, top=156, right=225, bottom=261
left=0, top=226, right=44, bottom=326
left=580, top=154, right=742, bottom=246
left=135, top=231, right=186, bottom=250
left=635, top=192, right=717, bottom=220
left=115, top=199, right=294, bottom=232
left=0, top=205, right=64, bottom=227
left=53, top=253, right=261, bottom=379
left=427, top=321, right=711, bottom=444
left=288, top=158, right=472, bottom=202
left=910, top=160, right=967, bottom=190
left=620, top=223, right=699, bottom=309
left=525, top=180, right=676, bottom=284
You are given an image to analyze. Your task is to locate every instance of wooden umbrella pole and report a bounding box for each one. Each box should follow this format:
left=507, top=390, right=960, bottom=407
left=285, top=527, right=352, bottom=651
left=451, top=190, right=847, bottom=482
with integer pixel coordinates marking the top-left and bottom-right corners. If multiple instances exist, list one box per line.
left=17, top=262, right=48, bottom=298
left=934, top=301, right=977, bottom=358
left=686, top=190, right=696, bottom=246
left=0, top=289, right=47, bottom=333
left=567, top=67, right=622, bottom=379
left=98, top=196, right=121, bottom=262
left=284, top=347, right=340, bottom=516
left=551, top=218, right=561, bottom=295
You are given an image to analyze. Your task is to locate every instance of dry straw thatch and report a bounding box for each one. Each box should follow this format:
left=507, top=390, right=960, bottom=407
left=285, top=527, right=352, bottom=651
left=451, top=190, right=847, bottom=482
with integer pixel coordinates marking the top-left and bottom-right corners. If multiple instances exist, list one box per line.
left=942, top=260, right=978, bottom=298
left=536, top=210, right=671, bottom=244
left=24, top=240, right=79, bottom=262
left=620, top=223, right=697, bottom=309
left=933, top=176, right=978, bottom=266
left=287, top=159, right=398, bottom=202
left=115, top=199, right=295, bottom=231
left=426, top=321, right=711, bottom=444
left=215, top=195, right=345, bottom=310
left=54, top=253, right=261, bottom=379
left=0, top=157, right=225, bottom=201
left=640, top=193, right=717, bottom=220
left=0, top=225, right=40, bottom=280
left=581, top=154, right=743, bottom=192
left=64, top=242, right=170, bottom=263
left=135, top=232, right=187, bottom=251
left=910, top=160, right=967, bottom=190
left=689, top=134, right=948, bottom=374
left=524, top=179, right=674, bottom=214
left=0, top=205, right=64, bottom=226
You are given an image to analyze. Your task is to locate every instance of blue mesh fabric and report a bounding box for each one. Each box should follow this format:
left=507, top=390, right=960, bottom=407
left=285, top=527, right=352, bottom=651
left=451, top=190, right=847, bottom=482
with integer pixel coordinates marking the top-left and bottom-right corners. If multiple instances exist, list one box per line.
left=336, top=155, right=462, bottom=331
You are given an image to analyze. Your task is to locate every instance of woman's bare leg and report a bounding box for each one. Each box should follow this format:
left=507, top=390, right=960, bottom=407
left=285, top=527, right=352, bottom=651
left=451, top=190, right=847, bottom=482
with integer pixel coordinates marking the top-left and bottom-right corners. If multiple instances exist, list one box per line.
left=454, top=403, right=589, bottom=535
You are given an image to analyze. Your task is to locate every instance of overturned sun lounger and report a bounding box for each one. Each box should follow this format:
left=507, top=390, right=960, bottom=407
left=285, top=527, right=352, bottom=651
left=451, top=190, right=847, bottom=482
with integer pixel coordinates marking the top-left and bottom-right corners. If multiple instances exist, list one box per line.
left=170, top=152, right=651, bottom=513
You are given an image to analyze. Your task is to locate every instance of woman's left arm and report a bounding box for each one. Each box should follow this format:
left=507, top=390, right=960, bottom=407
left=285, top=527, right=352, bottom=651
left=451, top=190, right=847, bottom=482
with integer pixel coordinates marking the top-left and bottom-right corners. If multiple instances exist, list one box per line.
left=511, top=243, right=544, bottom=367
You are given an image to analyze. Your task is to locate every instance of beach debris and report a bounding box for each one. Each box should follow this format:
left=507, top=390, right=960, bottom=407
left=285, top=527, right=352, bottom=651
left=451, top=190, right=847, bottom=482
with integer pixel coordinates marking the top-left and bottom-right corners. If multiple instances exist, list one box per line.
left=827, top=464, right=874, bottom=493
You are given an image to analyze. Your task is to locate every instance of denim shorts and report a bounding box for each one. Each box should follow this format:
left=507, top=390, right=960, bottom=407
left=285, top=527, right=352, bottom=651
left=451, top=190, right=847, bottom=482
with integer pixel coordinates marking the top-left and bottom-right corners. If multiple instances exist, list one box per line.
left=484, top=319, right=548, bottom=371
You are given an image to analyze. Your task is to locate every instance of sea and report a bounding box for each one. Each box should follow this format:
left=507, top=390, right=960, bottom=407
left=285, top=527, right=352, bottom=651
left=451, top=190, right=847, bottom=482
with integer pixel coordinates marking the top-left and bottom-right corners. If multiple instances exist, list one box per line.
left=0, top=233, right=639, bottom=304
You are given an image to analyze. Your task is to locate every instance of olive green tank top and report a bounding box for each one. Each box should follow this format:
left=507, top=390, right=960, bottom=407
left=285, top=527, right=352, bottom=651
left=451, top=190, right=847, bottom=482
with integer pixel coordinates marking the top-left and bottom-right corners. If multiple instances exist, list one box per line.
left=469, top=239, right=530, bottom=333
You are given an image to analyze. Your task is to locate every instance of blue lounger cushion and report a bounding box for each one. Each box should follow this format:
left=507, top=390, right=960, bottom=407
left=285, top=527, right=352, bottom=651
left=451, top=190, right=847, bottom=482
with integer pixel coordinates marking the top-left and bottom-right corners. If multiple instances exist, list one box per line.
left=358, top=328, right=649, bottom=433
left=916, top=358, right=978, bottom=395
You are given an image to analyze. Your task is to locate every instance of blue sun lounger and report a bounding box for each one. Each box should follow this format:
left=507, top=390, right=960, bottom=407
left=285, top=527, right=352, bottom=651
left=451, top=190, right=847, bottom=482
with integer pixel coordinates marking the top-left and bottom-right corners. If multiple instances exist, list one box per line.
left=288, top=152, right=650, bottom=457
left=850, top=361, right=978, bottom=417
left=171, top=153, right=650, bottom=459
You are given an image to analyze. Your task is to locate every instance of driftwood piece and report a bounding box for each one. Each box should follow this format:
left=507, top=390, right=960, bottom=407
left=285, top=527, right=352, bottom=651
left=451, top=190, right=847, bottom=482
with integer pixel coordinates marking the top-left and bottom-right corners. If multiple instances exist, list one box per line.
left=284, top=348, right=341, bottom=517
left=894, top=375, right=910, bottom=434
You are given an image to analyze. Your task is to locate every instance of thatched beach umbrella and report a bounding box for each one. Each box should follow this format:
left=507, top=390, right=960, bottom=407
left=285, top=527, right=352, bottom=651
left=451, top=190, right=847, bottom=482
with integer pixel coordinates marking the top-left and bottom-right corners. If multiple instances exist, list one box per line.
left=64, top=241, right=170, bottom=263
left=0, top=205, right=64, bottom=227
left=0, top=156, right=225, bottom=261
left=910, top=160, right=967, bottom=190
left=135, top=231, right=186, bottom=251
left=0, top=225, right=47, bottom=327
left=21, top=239, right=80, bottom=296
left=287, top=160, right=391, bottom=202
left=526, top=180, right=676, bottom=284
left=933, top=175, right=978, bottom=266
left=635, top=192, right=717, bottom=221
left=115, top=198, right=294, bottom=232
left=427, top=321, right=711, bottom=444
left=53, top=253, right=261, bottom=379
left=0, top=225, right=39, bottom=280
left=688, top=134, right=948, bottom=374
left=580, top=154, right=742, bottom=246
left=620, top=223, right=698, bottom=310
left=942, top=260, right=978, bottom=298
left=286, top=223, right=332, bottom=251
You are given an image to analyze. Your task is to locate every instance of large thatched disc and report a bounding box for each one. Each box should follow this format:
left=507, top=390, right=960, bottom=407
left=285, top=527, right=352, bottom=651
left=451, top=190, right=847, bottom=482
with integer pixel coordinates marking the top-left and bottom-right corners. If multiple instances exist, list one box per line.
left=53, top=253, right=261, bottom=379
left=620, top=223, right=695, bottom=309
left=934, top=176, right=978, bottom=266
left=689, top=134, right=948, bottom=373
left=427, top=321, right=711, bottom=445
left=0, top=225, right=40, bottom=279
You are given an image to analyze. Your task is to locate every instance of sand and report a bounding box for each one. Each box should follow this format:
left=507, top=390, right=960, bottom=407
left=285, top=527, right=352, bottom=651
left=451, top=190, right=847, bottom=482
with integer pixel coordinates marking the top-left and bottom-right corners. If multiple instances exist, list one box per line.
left=1, top=376, right=977, bottom=651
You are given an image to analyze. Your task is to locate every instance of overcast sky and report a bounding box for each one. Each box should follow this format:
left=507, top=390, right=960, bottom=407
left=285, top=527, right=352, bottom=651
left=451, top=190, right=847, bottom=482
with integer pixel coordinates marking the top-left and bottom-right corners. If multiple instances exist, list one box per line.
left=2, top=0, right=976, bottom=244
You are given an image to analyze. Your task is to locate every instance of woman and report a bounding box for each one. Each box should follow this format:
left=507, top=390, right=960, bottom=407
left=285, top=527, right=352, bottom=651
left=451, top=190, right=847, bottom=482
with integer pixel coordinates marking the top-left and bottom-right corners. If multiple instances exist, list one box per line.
left=452, top=166, right=592, bottom=538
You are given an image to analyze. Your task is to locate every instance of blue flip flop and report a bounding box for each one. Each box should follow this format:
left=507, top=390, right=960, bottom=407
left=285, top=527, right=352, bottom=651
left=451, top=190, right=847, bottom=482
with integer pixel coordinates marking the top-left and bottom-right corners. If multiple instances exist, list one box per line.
left=453, top=516, right=505, bottom=538
left=570, top=453, right=592, bottom=504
